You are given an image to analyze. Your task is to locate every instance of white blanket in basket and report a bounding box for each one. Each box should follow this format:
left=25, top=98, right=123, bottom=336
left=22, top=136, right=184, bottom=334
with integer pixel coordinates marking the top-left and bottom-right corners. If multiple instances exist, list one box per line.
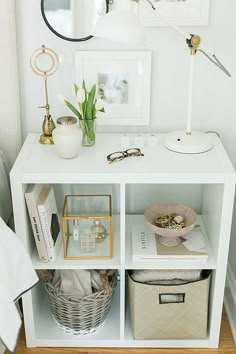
left=52, top=269, right=103, bottom=297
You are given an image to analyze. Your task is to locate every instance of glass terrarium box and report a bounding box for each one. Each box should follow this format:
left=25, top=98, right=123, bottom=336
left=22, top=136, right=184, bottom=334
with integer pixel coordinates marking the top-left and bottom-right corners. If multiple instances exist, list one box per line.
left=62, top=195, right=112, bottom=259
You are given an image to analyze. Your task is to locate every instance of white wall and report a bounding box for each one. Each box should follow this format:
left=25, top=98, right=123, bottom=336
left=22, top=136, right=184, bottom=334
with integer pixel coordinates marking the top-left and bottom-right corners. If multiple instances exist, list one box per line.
left=15, top=0, right=236, bottom=337
left=16, top=1, right=236, bottom=161
left=0, top=0, right=21, bottom=165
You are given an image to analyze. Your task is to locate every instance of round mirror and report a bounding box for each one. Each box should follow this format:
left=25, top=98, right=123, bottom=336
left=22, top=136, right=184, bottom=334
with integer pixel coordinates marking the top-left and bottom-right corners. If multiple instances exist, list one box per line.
left=41, top=0, right=110, bottom=42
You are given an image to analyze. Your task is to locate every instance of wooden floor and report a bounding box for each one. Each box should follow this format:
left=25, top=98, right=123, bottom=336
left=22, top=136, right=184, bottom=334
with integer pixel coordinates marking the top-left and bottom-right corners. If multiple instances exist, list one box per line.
left=7, top=309, right=236, bottom=354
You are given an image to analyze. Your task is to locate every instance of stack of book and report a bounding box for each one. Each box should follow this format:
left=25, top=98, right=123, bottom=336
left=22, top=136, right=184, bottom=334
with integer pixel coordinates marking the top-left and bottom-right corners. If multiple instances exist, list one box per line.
left=25, top=184, right=61, bottom=262
left=132, top=222, right=208, bottom=262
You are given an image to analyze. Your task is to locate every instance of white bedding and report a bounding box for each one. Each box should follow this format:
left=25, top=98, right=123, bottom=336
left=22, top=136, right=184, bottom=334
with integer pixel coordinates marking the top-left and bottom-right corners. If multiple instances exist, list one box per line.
left=0, top=217, right=38, bottom=352
left=0, top=151, right=38, bottom=352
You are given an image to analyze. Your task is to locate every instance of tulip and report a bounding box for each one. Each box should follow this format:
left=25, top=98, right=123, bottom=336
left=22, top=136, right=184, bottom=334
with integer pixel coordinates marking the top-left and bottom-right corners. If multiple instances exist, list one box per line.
left=85, top=82, right=91, bottom=93
left=76, top=89, right=86, bottom=104
left=95, top=98, right=104, bottom=111
left=57, top=94, right=68, bottom=104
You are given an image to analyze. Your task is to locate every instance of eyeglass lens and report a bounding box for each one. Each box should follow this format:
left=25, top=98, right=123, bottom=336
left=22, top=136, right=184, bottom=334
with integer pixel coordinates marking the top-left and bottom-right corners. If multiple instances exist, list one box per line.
left=125, top=148, right=142, bottom=156
left=109, top=152, right=124, bottom=161
left=107, top=148, right=143, bottom=163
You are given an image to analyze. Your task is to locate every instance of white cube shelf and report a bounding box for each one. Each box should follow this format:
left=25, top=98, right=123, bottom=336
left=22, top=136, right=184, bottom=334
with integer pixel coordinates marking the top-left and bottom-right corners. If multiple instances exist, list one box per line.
left=10, top=133, right=236, bottom=348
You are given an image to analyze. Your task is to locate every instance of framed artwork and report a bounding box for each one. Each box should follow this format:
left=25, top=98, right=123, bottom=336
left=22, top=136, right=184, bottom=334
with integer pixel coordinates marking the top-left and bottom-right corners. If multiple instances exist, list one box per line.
left=139, top=0, right=210, bottom=27
left=75, top=51, right=152, bottom=125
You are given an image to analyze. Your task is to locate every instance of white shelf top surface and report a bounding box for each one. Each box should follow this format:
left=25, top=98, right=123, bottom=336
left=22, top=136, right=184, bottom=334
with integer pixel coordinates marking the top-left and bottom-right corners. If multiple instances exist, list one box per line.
left=11, top=133, right=235, bottom=183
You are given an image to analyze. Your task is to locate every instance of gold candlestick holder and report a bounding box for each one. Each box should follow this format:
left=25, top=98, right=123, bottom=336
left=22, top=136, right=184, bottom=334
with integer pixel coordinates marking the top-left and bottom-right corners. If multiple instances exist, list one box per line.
left=30, top=45, right=59, bottom=144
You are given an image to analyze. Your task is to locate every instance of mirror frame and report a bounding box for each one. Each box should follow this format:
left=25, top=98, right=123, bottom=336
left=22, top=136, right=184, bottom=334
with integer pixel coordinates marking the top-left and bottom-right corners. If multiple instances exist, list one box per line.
left=41, top=0, right=110, bottom=42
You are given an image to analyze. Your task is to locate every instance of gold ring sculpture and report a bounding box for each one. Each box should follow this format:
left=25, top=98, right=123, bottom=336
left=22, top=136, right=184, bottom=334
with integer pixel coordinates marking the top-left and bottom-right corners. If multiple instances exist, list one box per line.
left=30, top=45, right=59, bottom=144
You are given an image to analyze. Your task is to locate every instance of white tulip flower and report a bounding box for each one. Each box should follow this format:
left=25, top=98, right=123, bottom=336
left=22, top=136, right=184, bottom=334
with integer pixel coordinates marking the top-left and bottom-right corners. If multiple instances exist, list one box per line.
left=85, top=82, right=91, bottom=93
left=77, top=89, right=86, bottom=103
left=95, top=98, right=104, bottom=111
left=57, top=94, right=68, bottom=104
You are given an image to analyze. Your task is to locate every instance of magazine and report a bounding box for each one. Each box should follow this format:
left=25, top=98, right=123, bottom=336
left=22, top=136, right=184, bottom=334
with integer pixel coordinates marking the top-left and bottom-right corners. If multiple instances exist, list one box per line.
left=132, top=222, right=208, bottom=262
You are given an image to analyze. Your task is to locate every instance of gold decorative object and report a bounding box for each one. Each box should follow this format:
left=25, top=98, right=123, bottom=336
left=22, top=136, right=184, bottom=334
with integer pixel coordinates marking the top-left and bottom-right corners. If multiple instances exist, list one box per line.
left=30, top=45, right=59, bottom=144
left=187, top=34, right=201, bottom=56
left=62, top=195, right=113, bottom=260
left=91, top=219, right=108, bottom=241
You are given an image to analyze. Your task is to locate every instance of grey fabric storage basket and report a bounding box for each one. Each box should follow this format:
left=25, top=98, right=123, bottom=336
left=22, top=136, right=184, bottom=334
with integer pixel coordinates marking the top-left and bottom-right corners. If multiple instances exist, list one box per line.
left=128, top=270, right=211, bottom=340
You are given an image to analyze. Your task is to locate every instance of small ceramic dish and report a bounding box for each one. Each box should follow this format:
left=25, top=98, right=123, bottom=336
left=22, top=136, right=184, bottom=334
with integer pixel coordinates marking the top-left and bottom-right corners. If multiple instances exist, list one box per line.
left=144, top=203, right=197, bottom=246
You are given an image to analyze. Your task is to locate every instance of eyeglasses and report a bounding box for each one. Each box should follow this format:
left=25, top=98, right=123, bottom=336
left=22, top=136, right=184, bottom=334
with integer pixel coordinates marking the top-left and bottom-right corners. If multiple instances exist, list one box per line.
left=107, top=148, right=144, bottom=164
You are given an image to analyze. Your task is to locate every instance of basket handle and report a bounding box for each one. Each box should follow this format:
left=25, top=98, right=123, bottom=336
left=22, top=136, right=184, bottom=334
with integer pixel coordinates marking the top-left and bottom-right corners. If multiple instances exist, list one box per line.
left=159, top=293, right=185, bottom=304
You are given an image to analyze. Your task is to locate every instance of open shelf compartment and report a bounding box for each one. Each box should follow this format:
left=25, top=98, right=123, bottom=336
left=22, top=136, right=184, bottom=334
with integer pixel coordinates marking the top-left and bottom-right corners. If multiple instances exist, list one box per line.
left=31, top=277, right=121, bottom=346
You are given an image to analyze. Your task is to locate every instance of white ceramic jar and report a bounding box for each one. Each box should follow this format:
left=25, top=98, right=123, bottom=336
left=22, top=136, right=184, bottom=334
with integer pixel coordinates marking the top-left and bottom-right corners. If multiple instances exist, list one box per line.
left=52, top=116, right=82, bottom=159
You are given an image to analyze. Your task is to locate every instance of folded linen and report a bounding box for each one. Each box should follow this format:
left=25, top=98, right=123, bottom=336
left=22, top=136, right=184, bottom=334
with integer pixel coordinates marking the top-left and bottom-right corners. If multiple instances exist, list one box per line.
left=52, top=269, right=103, bottom=297
left=50, top=269, right=117, bottom=297
left=140, top=279, right=197, bottom=285
left=130, top=269, right=202, bottom=284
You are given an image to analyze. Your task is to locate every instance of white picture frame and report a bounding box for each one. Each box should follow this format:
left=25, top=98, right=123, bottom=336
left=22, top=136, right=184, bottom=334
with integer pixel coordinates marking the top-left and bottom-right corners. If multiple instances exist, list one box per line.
left=74, top=51, right=152, bottom=126
left=139, top=0, right=210, bottom=27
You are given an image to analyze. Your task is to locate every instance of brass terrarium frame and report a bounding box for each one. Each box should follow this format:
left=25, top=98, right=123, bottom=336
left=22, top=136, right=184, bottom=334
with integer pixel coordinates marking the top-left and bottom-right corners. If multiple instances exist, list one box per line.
left=62, top=194, right=113, bottom=260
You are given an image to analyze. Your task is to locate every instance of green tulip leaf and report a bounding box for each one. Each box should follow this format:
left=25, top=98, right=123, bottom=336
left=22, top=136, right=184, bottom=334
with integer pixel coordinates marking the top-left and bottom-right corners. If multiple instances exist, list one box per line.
left=65, top=100, right=81, bottom=119
left=86, top=84, right=96, bottom=119
left=74, top=83, right=79, bottom=97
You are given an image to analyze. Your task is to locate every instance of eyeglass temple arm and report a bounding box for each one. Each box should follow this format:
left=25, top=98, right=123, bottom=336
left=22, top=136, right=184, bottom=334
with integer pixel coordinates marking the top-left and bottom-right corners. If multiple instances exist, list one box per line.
left=134, top=0, right=231, bottom=77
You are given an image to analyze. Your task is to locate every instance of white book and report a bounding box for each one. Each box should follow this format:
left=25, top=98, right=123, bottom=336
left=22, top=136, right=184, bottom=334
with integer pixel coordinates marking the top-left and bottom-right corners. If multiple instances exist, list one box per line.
left=132, top=222, right=208, bottom=262
left=37, top=185, right=61, bottom=262
left=25, top=184, right=49, bottom=262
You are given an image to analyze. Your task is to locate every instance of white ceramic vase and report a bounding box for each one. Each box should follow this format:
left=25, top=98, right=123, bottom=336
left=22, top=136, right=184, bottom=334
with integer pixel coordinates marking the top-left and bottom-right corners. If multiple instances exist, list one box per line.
left=52, top=116, right=82, bottom=159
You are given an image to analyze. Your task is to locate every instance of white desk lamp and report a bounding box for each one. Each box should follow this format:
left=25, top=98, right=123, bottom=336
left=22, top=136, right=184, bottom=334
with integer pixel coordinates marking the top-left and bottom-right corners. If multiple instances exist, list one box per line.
left=93, top=0, right=231, bottom=154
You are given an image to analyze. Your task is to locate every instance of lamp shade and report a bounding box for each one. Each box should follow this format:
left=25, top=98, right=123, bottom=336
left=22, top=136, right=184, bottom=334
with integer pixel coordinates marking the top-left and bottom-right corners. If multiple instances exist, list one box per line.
left=92, top=3, right=145, bottom=44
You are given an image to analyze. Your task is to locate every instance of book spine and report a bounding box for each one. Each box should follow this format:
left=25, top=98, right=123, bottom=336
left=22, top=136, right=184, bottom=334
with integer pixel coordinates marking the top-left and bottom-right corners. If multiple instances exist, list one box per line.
left=38, top=205, right=56, bottom=262
left=25, top=193, right=48, bottom=262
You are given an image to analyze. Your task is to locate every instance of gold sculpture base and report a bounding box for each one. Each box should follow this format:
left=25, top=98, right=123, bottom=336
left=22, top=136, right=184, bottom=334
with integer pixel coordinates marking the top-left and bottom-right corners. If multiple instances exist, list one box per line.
left=39, top=134, right=54, bottom=145
left=39, top=114, right=56, bottom=144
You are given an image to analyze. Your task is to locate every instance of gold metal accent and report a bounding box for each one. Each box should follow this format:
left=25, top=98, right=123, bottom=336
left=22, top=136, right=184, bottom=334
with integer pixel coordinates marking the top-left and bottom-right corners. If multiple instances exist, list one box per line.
left=186, top=132, right=192, bottom=135
left=191, top=35, right=201, bottom=48
left=62, top=195, right=113, bottom=260
left=30, top=45, right=59, bottom=144
left=189, top=35, right=201, bottom=55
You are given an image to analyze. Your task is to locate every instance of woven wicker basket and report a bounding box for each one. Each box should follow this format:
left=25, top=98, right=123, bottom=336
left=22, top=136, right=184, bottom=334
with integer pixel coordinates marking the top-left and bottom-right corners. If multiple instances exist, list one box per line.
left=45, top=280, right=115, bottom=335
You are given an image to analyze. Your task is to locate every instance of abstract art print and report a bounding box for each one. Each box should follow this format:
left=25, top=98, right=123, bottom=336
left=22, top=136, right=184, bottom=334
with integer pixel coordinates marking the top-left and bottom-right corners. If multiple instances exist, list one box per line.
left=75, top=51, right=152, bottom=125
